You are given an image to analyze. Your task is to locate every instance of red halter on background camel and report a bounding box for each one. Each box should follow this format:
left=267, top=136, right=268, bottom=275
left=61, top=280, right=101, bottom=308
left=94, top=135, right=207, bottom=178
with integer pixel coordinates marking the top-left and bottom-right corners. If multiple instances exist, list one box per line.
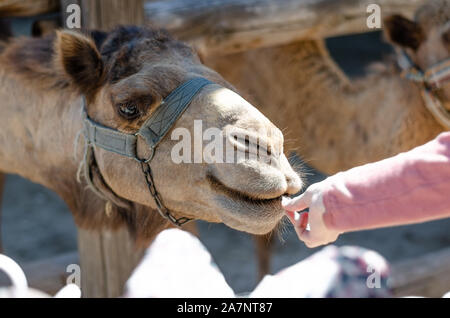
left=0, top=26, right=302, bottom=249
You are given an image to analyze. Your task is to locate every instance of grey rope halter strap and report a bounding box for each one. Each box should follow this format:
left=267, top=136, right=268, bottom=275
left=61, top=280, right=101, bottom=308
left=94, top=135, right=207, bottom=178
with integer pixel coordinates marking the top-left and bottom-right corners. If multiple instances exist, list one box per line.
left=398, top=50, right=450, bottom=130
left=82, top=77, right=214, bottom=226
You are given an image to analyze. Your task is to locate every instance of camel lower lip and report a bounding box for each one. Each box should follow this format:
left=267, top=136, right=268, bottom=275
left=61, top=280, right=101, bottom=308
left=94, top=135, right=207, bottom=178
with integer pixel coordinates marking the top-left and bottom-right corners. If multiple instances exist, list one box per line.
left=206, top=173, right=283, bottom=206
left=206, top=173, right=285, bottom=234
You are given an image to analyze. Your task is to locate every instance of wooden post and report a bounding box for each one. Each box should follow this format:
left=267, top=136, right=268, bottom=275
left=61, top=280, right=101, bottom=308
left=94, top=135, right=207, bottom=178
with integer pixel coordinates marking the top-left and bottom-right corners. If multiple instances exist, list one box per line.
left=77, top=228, right=144, bottom=298
left=60, top=0, right=146, bottom=298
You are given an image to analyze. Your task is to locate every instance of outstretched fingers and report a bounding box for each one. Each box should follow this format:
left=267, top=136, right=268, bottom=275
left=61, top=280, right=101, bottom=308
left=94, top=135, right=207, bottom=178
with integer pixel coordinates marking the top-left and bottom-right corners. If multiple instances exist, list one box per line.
left=282, top=193, right=311, bottom=212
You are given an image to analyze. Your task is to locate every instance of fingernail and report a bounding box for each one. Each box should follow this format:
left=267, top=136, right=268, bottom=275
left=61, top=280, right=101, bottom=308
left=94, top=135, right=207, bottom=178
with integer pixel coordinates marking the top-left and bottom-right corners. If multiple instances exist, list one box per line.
left=281, top=196, right=291, bottom=206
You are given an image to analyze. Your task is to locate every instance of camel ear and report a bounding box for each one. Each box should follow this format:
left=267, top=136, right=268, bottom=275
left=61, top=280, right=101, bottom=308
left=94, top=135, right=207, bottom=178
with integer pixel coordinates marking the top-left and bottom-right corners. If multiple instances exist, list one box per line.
left=89, top=30, right=108, bottom=50
left=384, top=14, right=425, bottom=50
left=55, top=30, right=104, bottom=94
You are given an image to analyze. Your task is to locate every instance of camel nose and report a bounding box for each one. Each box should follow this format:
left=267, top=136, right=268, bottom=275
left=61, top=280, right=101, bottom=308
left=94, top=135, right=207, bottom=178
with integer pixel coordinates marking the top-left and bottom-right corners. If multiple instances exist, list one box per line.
left=226, top=128, right=302, bottom=196
left=285, top=172, right=302, bottom=195
left=280, top=155, right=302, bottom=195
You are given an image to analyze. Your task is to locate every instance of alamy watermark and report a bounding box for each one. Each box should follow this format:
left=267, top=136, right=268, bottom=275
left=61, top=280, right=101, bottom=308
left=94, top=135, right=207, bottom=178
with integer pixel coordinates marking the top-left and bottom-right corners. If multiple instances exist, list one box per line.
left=66, top=264, right=81, bottom=288
left=366, top=265, right=382, bottom=289
left=65, top=4, right=81, bottom=29
left=367, top=4, right=382, bottom=29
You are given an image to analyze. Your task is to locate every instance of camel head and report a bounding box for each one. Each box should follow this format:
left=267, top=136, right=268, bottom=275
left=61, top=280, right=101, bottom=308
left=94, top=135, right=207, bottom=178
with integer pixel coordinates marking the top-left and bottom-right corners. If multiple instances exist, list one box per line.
left=384, top=0, right=450, bottom=110
left=54, top=26, right=302, bottom=235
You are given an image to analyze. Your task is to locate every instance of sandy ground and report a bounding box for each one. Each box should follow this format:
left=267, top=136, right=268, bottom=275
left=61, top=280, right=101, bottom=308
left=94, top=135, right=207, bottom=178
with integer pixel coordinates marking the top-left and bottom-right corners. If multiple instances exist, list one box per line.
left=2, top=32, right=450, bottom=294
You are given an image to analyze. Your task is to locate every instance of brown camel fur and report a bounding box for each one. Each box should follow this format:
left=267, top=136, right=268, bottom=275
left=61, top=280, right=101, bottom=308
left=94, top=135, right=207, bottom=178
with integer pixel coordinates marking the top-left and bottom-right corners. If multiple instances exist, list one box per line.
left=205, top=0, right=448, bottom=175
left=205, top=0, right=450, bottom=277
left=0, top=26, right=302, bottom=248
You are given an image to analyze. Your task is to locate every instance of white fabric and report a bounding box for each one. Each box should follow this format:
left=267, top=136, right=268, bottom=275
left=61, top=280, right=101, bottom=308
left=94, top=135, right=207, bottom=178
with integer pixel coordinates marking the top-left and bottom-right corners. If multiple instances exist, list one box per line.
left=0, top=254, right=81, bottom=298
left=250, top=246, right=341, bottom=298
left=124, top=229, right=235, bottom=298
left=124, top=230, right=392, bottom=298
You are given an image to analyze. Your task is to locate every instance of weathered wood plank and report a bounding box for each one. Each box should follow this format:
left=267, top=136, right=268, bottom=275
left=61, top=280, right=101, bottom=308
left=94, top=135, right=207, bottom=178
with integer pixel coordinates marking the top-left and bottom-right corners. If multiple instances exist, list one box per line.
left=77, top=229, right=106, bottom=297
left=0, top=0, right=60, bottom=17
left=144, top=0, right=423, bottom=57
left=100, top=229, right=145, bottom=298
left=390, top=247, right=450, bottom=297
left=80, top=0, right=144, bottom=30
left=76, top=216, right=145, bottom=297
left=77, top=228, right=145, bottom=298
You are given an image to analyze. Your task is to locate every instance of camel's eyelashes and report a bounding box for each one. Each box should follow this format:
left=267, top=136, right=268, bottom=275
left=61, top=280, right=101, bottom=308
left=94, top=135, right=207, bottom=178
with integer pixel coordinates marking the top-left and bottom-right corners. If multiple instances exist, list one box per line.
left=442, top=29, right=450, bottom=47
left=118, top=103, right=140, bottom=119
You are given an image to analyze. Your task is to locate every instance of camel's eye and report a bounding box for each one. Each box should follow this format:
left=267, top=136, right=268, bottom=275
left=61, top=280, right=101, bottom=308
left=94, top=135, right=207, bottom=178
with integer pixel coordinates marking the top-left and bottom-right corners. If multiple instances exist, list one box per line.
left=118, top=102, right=140, bottom=119
left=442, top=29, right=450, bottom=46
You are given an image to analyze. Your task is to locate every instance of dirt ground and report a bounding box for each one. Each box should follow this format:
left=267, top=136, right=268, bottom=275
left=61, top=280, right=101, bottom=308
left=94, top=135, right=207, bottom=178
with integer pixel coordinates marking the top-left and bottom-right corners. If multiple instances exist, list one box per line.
left=2, top=32, right=450, bottom=294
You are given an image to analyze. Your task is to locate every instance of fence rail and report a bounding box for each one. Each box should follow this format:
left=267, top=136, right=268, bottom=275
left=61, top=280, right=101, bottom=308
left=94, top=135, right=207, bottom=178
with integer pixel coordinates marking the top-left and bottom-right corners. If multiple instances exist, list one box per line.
left=144, top=0, right=423, bottom=57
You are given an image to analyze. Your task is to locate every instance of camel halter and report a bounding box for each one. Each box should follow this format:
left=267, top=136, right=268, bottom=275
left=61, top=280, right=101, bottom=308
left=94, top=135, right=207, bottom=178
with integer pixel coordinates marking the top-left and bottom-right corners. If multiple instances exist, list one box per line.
left=398, top=51, right=450, bottom=130
left=81, top=77, right=214, bottom=227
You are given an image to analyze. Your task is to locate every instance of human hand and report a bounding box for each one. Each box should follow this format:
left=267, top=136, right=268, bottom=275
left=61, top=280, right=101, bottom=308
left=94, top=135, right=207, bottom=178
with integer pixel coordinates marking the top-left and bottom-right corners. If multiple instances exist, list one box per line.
left=282, top=182, right=342, bottom=248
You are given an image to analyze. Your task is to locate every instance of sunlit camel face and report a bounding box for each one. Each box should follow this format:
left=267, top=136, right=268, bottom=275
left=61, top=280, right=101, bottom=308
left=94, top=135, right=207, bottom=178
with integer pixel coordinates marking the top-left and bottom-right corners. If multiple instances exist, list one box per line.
left=56, top=27, right=302, bottom=234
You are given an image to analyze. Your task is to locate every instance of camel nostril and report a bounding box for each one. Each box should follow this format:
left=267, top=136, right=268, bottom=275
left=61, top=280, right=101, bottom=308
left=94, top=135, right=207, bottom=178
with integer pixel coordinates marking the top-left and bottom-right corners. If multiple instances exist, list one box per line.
left=230, top=131, right=275, bottom=157
left=285, top=174, right=302, bottom=195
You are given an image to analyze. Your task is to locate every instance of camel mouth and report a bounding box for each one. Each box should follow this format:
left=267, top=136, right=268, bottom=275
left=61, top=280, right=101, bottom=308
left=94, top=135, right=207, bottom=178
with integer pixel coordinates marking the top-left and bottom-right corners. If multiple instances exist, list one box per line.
left=206, top=173, right=283, bottom=206
left=206, top=172, right=285, bottom=234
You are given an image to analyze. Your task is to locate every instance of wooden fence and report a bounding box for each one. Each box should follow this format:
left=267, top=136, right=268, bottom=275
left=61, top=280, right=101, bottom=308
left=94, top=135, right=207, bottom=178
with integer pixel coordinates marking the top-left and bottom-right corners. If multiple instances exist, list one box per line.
left=143, top=0, right=422, bottom=57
